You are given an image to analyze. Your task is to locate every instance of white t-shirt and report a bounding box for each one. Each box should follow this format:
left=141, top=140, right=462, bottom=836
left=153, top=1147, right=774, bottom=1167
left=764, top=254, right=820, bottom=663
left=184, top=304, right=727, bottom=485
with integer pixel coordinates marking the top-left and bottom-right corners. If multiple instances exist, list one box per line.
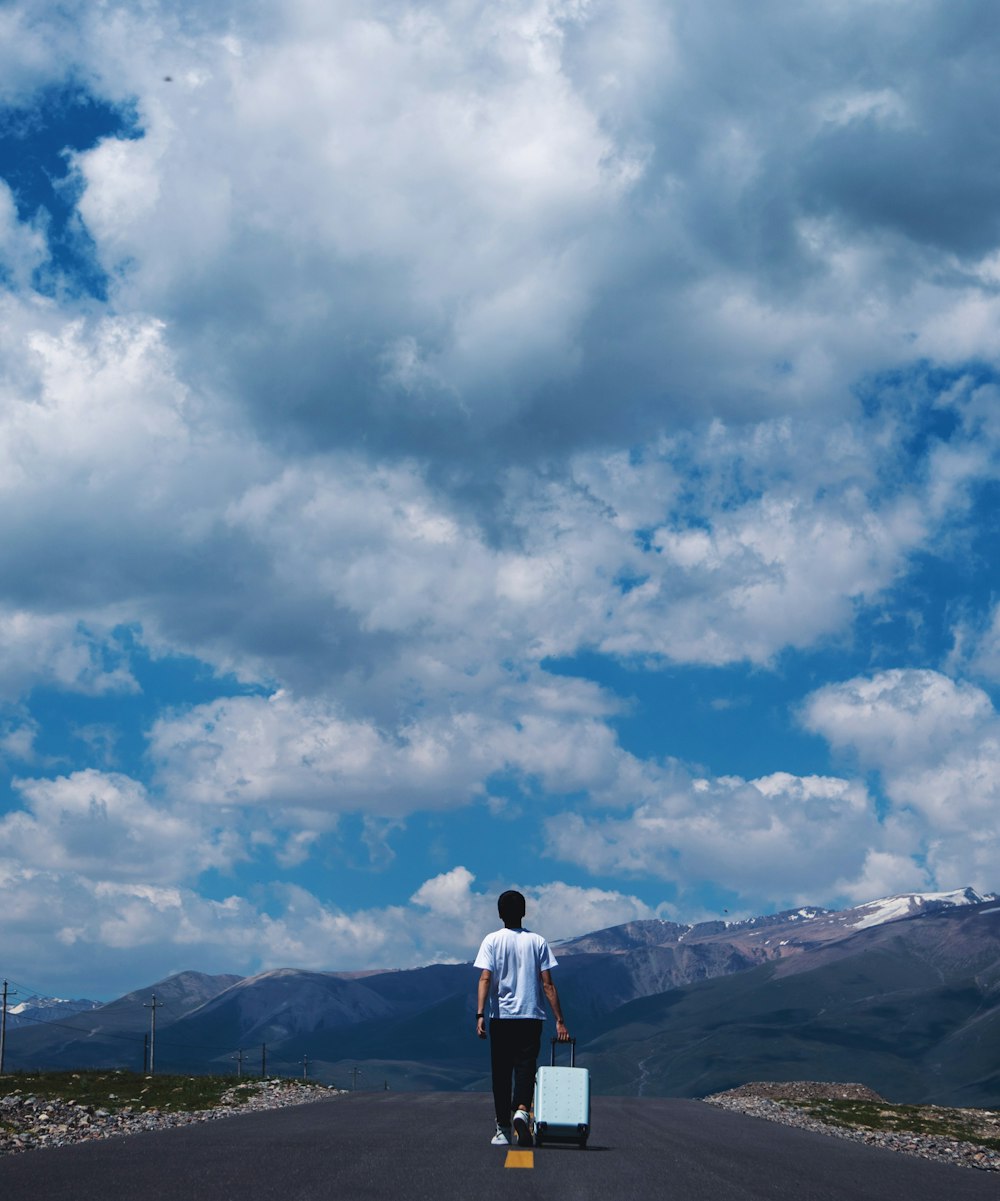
left=474, top=927, right=558, bottom=1020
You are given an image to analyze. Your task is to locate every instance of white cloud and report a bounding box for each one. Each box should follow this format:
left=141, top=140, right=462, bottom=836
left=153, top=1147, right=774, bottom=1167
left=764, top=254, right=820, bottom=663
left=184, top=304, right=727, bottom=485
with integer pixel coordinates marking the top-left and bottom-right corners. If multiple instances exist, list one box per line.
left=0, top=862, right=272, bottom=996
left=148, top=684, right=642, bottom=819
left=951, top=597, right=1000, bottom=684
left=0, top=610, right=137, bottom=700
left=0, top=862, right=654, bottom=997
left=410, top=864, right=477, bottom=916
left=802, top=670, right=994, bottom=772
left=520, top=880, right=659, bottom=939
left=0, top=26, right=996, bottom=703
left=10, top=284, right=971, bottom=885
left=65, top=0, right=628, bottom=434
left=803, top=669, right=1000, bottom=892
left=0, top=275, right=995, bottom=929
left=832, top=847, right=931, bottom=907
left=3, top=0, right=1000, bottom=986
left=256, top=869, right=659, bottom=968
left=5, top=0, right=989, bottom=454
left=544, top=769, right=881, bottom=908
left=2, top=770, right=239, bottom=882
left=601, top=486, right=925, bottom=665
left=0, top=182, right=48, bottom=288
left=409, top=868, right=661, bottom=950
left=0, top=715, right=38, bottom=763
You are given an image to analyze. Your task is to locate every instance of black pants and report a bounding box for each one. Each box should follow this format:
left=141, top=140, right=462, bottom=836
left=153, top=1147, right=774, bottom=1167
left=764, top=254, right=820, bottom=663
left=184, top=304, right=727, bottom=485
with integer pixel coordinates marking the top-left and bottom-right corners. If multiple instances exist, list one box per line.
left=489, top=1018, right=542, bottom=1124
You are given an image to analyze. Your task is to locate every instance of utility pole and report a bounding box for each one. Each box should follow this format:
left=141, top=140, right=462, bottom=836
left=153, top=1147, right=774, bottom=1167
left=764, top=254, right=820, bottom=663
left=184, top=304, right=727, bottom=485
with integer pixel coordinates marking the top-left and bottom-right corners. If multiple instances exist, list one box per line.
left=232, top=1048, right=244, bottom=1078
left=302, top=1055, right=308, bottom=1080
left=143, top=994, right=164, bottom=1075
left=351, top=1066, right=361, bottom=1092
left=261, top=1043, right=267, bottom=1079
left=0, top=981, right=16, bottom=1075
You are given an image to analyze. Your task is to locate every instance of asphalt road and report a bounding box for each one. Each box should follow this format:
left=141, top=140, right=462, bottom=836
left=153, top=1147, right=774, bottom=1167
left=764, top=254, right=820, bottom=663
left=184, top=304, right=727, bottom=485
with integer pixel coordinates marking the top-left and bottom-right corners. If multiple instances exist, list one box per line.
left=0, top=1091, right=996, bottom=1201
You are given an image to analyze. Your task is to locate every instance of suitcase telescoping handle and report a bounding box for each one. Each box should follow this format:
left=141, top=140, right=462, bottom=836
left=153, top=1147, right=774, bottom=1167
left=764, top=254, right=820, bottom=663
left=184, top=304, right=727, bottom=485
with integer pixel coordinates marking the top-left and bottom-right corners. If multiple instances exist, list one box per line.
left=550, top=1036, right=576, bottom=1067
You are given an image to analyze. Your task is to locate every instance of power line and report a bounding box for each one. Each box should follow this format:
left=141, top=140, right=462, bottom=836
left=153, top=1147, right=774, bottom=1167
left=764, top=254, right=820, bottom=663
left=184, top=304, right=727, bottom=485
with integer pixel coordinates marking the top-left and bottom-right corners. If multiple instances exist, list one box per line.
left=0, top=973, right=257, bottom=1056
left=0, top=1009, right=144, bottom=1042
left=0, top=980, right=327, bottom=1079
left=3, top=975, right=103, bottom=1004
left=0, top=1005, right=243, bottom=1054
left=0, top=974, right=232, bottom=1049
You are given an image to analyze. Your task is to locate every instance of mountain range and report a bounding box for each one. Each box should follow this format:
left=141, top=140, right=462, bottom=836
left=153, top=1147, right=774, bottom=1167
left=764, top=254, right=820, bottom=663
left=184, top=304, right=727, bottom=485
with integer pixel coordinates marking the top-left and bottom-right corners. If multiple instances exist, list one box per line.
left=4, top=995, right=102, bottom=1031
left=5, top=888, right=998, bottom=1105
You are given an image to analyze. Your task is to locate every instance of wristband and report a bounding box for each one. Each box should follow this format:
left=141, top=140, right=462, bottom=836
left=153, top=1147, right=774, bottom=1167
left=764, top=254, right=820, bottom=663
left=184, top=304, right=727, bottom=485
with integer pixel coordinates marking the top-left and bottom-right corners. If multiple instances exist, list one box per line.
left=477, top=1012, right=485, bottom=1018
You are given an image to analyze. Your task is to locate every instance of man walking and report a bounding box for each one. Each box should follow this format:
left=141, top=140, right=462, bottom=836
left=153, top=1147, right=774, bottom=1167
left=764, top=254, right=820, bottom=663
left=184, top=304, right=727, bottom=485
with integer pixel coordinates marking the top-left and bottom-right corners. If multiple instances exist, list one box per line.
left=474, top=889, right=570, bottom=1146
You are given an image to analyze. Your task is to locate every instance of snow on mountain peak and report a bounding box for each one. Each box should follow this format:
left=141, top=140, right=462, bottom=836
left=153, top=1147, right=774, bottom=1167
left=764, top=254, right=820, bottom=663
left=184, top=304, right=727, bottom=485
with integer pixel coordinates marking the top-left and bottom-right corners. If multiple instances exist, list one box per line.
left=845, top=887, right=991, bottom=932
left=4, top=994, right=102, bottom=1029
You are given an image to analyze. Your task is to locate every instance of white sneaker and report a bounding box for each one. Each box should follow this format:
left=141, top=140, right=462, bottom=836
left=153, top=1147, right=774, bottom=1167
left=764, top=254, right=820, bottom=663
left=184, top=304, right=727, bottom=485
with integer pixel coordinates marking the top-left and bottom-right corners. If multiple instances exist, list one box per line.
left=491, top=1124, right=511, bottom=1146
left=512, top=1110, right=533, bottom=1146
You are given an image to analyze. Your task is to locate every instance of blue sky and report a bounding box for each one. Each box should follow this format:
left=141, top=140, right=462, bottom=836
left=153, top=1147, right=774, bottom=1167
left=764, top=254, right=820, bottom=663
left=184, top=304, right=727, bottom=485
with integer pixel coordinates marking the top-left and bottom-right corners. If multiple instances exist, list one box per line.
left=3, top=0, right=1000, bottom=999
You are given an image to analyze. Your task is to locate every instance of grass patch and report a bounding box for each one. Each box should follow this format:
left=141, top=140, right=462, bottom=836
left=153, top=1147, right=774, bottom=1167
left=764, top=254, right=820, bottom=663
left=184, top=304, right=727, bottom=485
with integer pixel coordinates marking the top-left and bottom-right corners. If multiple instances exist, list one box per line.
left=787, top=1099, right=1000, bottom=1153
left=0, top=1070, right=267, bottom=1113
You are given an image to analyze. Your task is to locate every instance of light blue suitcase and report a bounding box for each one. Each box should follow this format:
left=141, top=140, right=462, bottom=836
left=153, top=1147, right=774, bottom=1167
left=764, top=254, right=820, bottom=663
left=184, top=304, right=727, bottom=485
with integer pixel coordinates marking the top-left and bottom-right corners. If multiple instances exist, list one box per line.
left=534, top=1037, right=590, bottom=1148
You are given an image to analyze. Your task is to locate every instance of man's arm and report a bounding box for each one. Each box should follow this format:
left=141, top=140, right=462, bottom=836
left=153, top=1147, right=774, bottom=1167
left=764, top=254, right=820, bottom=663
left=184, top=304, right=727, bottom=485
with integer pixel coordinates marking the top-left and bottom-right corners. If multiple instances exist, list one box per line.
left=476, top=969, right=490, bottom=1039
left=540, top=969, right=570, bottom=1041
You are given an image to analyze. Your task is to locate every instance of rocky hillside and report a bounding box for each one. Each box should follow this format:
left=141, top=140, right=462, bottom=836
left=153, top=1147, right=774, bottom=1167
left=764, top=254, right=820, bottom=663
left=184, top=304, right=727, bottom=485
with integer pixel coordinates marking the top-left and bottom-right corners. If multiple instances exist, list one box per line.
left=6, top=890, right=998, bottom=1103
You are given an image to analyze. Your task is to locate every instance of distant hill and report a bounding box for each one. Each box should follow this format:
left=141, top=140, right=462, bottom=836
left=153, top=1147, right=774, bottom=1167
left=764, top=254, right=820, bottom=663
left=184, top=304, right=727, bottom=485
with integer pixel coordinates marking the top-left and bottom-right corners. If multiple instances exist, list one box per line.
left=555, top=887, right=994, bottom=957
left=6, top=889, right=998, bottom=1103
left=5, top=995, right=101, bottom=1031
left=582, top=899, right=1000, bottom=1106
left=4, top=972, right=243, bottom=1072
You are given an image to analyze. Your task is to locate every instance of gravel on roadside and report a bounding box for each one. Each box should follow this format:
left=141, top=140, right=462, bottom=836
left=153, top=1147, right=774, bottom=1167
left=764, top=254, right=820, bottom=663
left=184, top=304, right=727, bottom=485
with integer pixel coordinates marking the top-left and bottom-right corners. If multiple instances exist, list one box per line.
left=704, top=1082, right=1000, bottom=1173
left=0, top=1078, right=343, bottom=1157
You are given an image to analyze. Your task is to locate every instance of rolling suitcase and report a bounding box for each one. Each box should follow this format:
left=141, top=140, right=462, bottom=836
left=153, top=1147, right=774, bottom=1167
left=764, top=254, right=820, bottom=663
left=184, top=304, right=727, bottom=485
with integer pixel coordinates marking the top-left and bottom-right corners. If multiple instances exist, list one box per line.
left=533, top=1037, right=590, bottom=1148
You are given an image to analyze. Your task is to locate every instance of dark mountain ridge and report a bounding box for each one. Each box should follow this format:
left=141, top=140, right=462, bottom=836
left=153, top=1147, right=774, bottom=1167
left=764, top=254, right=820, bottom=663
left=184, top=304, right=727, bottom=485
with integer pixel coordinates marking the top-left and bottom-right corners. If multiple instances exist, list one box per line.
left=2, top=970, right=243, bottom=1072
left=6, top=889, right=997, bottom=1103
left=6, top=996, right=101, bottom=1031
left=583, top=900, right=1000, bottom=1105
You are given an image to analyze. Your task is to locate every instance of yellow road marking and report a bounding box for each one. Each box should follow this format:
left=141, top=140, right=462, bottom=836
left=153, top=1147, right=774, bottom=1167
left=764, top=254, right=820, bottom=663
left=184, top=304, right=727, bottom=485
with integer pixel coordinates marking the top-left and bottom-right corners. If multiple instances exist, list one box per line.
left=504, top=1150, right=534, bottom=1169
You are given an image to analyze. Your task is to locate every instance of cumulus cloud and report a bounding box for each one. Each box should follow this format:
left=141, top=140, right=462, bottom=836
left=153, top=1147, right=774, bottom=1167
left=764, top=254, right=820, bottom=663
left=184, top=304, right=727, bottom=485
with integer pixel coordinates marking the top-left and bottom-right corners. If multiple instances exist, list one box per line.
left=544, top=769, right=881, bottom=908
left=0, top=182, right=47, bottom=288
left=803, top=668, right=1000, bottom=892
left=518, top=879, right=660, bottom=938
left=546, top=665, right=1000, bottom=907
left=148, top=683, right=644, bottom=819
left=0, top=862, right=273, bottom=996
left=64, top=0, right=632, bottom=448
left=802, top=669, right=994, bottom=772
left=0, top=0, right=997, bottom=702
left=0, top=302, right=979, bottom=702
left=0, top=862, right=654, bottom=996
left=0, top=277, right=993, bottom=946
left=0, top=0, right=989, bottom=458
left=951, top=595, right=1000, bottom=683
left=0, top=609, right=137, bottom=700
left=2, top=769, right=239, bottom=882
left=3, top=0, right=1000, bottom=985
left=831, top=848, right=932, bottom=908
left=0, top=715, right=38, bottom=763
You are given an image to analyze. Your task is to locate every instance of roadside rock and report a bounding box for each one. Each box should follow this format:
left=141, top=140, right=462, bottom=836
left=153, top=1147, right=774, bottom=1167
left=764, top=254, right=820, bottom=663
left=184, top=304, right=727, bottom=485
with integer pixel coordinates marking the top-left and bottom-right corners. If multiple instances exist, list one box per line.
left=711, top=1081, right=885, bottom=1102
left=0, top=1079, right=343, bottom=1157
left=704, top=1083, right=1000, bottom=1173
